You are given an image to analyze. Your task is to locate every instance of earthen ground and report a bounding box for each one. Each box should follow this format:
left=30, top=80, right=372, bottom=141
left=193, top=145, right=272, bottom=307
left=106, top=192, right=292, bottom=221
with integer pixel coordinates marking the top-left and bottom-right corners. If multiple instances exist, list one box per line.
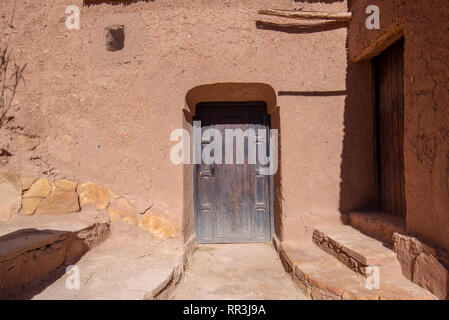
left=170, top=243, right=308, bottom=300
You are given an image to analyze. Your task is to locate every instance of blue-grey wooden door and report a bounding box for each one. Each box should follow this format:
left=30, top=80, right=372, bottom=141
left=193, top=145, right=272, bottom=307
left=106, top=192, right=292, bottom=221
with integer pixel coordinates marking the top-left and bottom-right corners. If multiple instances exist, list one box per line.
left=194, top=103, right=272, bottom=243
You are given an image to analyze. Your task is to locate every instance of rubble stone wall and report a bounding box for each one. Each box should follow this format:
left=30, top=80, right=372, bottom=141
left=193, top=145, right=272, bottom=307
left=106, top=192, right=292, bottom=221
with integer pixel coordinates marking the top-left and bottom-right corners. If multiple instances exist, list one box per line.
left=0, top=171, right=180, bottom=240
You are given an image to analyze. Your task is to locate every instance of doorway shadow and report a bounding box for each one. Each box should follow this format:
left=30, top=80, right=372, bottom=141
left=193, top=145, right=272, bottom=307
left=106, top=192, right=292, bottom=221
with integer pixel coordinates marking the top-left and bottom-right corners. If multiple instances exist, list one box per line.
left=339, top=43, right=378, bottom=221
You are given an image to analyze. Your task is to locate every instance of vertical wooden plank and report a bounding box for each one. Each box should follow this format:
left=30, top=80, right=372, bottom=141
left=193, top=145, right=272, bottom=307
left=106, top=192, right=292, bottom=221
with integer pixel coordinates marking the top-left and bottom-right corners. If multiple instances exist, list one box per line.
left=381, top=54, right=388, bottom=213
left=394, top=46, right=400, bottom=216
left=398, top=42, right=407, bottom=218
left=374, top=39, right=406, bottom=218
left=388, top=46, right=397, bottom=216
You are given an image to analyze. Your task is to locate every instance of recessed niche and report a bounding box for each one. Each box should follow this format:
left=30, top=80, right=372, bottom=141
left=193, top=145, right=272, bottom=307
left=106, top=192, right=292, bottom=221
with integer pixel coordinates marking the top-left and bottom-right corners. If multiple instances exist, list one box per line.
left=105, top=25, right=125, bottom=52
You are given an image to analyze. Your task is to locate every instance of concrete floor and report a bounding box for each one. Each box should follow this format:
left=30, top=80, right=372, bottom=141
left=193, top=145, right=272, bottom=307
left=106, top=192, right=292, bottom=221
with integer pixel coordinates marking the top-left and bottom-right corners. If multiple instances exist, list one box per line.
left=170, top=243, right=308, bottom=300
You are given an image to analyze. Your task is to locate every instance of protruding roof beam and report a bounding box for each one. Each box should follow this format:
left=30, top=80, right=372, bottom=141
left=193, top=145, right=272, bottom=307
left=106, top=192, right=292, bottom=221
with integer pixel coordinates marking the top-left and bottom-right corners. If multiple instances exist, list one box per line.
left=258, top=9, right=352, bottom=22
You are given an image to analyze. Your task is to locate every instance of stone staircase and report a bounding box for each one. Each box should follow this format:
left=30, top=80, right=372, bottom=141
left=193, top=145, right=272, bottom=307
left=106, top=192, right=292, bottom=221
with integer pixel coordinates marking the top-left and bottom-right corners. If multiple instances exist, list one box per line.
left=0, top=210, right=195, bottom=300
left=0, top=209, right=110, bottom=298
left=312, top=225, right=400, bottom=276
left=274, top=225, right=438, bottom=300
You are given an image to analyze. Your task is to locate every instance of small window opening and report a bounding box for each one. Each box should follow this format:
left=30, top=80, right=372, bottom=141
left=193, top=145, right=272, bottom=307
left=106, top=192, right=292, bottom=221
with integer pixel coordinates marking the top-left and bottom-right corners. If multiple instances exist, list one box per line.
left=105, top=25, right=125, bottom=52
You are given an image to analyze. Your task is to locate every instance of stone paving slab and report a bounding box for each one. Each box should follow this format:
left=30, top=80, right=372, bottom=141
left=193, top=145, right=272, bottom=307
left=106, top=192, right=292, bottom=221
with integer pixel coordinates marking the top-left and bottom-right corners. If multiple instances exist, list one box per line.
left=0, top=209, right=109, bottom=237
left=25, top=223, right=186, bottom=300
left=349, top=211, right=405, bottom=244
left=170, top=243, right=308, bottom=300
left=0, top=210, right=109, bottom=262
left=313, top=225, right=397, bottom=267
left=0, top=210, right=110, bottom=298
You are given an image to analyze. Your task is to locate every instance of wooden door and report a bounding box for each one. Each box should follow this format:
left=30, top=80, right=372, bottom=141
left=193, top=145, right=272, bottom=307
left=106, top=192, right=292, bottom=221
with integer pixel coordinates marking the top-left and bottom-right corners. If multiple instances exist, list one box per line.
left=374, top=39, right=406, bottom=217
left=194, top=102, right=272, bottom=243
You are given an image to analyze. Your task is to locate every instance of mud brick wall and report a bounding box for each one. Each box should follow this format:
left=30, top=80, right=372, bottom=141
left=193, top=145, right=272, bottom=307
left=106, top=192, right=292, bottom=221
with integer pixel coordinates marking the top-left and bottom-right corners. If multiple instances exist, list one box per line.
left=348, top=0, right=449, bottom=252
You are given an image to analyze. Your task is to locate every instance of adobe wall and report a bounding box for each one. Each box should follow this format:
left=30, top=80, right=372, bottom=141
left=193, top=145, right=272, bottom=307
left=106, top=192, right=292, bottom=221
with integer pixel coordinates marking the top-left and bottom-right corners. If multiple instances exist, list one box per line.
left=348, top=0, right=449, bottom=251
left=0, top=0, right=349, bottom=241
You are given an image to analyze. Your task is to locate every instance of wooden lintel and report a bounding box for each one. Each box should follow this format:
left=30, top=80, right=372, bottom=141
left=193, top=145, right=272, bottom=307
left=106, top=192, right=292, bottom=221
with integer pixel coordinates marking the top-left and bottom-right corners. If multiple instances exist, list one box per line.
left=352, top=20, right=405, bottom=62
left=258, top=9, right=352, bottom=22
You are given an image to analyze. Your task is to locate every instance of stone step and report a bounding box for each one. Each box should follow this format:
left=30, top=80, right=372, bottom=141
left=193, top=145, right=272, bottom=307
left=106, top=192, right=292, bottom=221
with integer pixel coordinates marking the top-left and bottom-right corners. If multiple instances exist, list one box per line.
left=312, top=225, right=399, bottom=275
left=23, top=225, right=194, bottom=300
left=0, top=210, right=110, bottom=298
left=274, top=237, right=437, bottom=300
left=349, top=211, right=405, bottom=245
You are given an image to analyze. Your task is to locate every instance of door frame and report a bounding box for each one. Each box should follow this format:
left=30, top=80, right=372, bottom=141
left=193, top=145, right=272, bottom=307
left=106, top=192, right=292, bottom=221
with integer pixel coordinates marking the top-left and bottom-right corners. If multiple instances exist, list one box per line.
left=193, top=101, right=275, bottom=243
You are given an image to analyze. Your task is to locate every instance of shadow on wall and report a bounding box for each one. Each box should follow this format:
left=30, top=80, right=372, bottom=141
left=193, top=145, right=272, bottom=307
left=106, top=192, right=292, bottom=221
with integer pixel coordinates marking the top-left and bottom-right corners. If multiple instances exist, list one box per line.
left=339, top=46, right=378, bottom=218
left=278, top=90, right=347, bottom=96
left=0, top=228, right=89, bottom=300
left=277, top=58, right=376, bottom=223
left=182, top=108, right=194, bottom=243
left=83, top=0, right=154, bottom=7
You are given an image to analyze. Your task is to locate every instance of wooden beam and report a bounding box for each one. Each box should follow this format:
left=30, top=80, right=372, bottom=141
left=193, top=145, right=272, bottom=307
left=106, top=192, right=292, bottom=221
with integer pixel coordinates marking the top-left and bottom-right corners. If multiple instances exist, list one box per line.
left=258, top=9, right=352, bottom=21
left=256, top=20, right=347, bottom=32
left=351, top=20, right=405, bottom=62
